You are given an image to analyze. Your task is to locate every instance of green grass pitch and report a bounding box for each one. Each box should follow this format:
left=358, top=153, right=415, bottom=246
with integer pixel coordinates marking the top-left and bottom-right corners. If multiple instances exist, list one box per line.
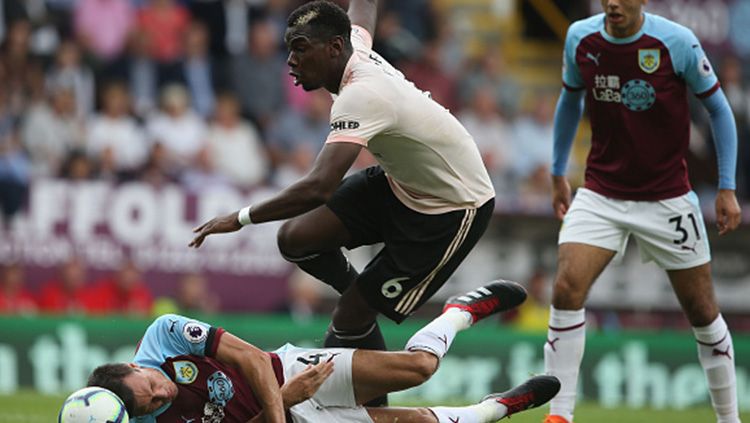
left=1, top=391, right=748, bottom=422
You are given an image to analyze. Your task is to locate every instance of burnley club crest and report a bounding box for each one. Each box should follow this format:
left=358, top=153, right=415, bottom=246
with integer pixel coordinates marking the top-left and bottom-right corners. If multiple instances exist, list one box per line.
left=638, top=49, right=660, bottom=74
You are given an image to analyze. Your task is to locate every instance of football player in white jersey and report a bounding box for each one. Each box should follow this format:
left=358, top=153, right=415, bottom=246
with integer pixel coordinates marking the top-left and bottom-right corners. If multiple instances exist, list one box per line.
left=190, top=1, right=496, bottom=407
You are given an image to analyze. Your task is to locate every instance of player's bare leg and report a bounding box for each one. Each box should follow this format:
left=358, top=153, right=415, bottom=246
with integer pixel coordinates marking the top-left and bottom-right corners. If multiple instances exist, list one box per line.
left=348, top=281, right=558, bottom=422
left=668, top=263, right=740, bottom=423
left=279, top=205, right=389, bottom=405
left=277, top=205, right=356, bottom=294
left=545, top=242, right=615, bottom=423
left=362, top=375, right=561, bottom=423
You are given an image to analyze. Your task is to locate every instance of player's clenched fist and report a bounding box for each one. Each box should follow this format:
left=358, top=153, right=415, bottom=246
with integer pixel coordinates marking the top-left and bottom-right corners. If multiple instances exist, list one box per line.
left=189, top=211, right=243, bottom=248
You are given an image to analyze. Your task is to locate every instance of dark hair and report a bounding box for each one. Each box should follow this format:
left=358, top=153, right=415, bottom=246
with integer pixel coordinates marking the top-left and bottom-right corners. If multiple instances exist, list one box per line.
left=287, top=1, right=351, bottom=43
left=87, top=363, right=137, bottom=417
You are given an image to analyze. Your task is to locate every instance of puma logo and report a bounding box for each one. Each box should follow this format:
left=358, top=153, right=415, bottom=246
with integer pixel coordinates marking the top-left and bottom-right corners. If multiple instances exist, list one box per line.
left=713, top=346, right=732, bottom=360
left=181, top=416, right=196, bottom=423
left=547, top=337, right=560, bottom=352
left=586, top=52, right=601, bottom=66
left=680, top=242, right=697, bottom=254
left=169, top=319, right=179, bottom=333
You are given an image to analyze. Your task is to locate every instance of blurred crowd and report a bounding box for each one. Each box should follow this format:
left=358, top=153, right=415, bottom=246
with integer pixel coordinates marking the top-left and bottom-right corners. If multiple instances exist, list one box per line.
left=0, top=257, right=222, bottom=316
left=0, top=0, right=574, bottom=225
left=0, top=0, right=747, bottom=222
left=0, top=0, right=749, bottom=318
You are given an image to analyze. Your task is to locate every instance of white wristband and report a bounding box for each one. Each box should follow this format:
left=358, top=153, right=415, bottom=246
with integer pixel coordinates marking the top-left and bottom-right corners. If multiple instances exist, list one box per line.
left=238, top=205, right=254, bottom=226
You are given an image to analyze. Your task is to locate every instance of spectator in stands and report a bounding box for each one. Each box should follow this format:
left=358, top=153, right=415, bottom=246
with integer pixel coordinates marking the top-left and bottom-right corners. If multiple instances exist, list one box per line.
left=186, top=0, right=229, bottom=59
left=59, top=148, right=96, bottom=180
left=267, top=89, right=330, bottom=186
left=512, top=93, right=555, bottom=175
left=229, top=18, right=285, bottom=130
left=21, top=84, right=86, bottom=177
left=145, top=84, right=207, bottom=169
left=458, top=86, right=514, bottom=191
left=509, top=269, right=550, bottom=333
left=5, top=1, right=61, bottom=60
left=402, top=39, right=458, bottom=112
left=182, top=22, right=216, bottom=118
left=0, top=87, right=30, bottom=226
left=139, top=143, right=178, bottom=187
left=86, top=81, right=148, bottom=179
left=512, top=92, right=555, bottom=211
left=37, top=256, right=91, bottom=314
left=46, top=40, right=95, bottom=118
left=0, top=262, right=37, bottom=314
left=459, top=53, right=521, bottom=119
left=206, top=92, right=269, bottom=188
left=126, top=31, right=159, bottom=117
left=180, top=147, right=232, bottom=193
left=372, top=10, right=421, bottom=66
left=176, top=273, right=219, bottom=315
left=1, top=19, right=45, bottom=119
left=87, top=260, right=153, bottom=315
left=136, top=0, right=190, bottom=84
left=74, top=0, right=136, bottom=68
left=276, top=269, right=326, bottom=324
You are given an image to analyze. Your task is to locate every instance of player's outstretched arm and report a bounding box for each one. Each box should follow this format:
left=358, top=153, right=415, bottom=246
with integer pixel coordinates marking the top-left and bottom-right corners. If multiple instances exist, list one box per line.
left=189, top=142, right=361, bottom=248
left=216, top=333, right=286, bottom=423
left=347, top=0, right=378, bottom=36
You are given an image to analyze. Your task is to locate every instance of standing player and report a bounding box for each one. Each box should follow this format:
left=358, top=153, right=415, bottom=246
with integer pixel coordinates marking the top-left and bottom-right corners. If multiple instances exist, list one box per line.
left=189, top=0, right=496, bottom=395
left=86, top=281, right=562, bottom=423
left=544, top=1, right=742, bottom=422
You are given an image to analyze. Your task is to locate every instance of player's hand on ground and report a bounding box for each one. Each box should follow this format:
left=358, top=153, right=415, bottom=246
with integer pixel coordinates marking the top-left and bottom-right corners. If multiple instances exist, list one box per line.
left=281, top=361, right=334, bottom=408
left=189, top=211, right=243, bottom=248
left=551, top=175, right=572, bottom=220
left=715, top=189, right=741, bottom=235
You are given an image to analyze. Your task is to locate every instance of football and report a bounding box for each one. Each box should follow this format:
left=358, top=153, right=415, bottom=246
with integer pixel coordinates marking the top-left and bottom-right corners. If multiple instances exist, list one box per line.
left=58, top=387, right=129, bottom=423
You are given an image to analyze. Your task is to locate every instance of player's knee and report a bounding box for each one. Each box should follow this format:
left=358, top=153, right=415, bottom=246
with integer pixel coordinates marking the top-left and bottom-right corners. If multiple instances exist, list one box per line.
left=684, top=302, right=719, bottom=327
left=277, top=221, right=303, bottom=258
left=407, top=352, right=438, bottom=386
left=552, top=276, right=586, bottom=309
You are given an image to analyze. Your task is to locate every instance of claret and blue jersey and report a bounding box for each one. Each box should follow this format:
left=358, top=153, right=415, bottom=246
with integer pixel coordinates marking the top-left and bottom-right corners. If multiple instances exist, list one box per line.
left=132, top=314, right=284, bottom=423
left=562, top=13, right=720, bottom=200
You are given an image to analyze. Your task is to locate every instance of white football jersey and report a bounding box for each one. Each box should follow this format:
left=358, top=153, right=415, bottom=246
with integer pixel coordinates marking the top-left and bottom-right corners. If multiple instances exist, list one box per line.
left=326, top=26, right=495, bottom=214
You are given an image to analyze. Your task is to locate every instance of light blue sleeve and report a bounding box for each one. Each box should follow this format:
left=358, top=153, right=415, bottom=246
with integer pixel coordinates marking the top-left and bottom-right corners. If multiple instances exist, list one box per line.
left=658, top=20, right=718, bottom=95
left=133, top=314, right=216, bottom=369
left=701, top=89, right=738, bottom=190
left=562, top=22, right=585, bottom=89
left=552, top=89, right=585, bottom=176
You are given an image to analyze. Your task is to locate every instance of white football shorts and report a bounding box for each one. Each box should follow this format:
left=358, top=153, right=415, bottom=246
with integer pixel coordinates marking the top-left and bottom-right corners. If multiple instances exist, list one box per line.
left=274, top=343, right=373, bottom=423
left=558, top=188, right=711, bottom=270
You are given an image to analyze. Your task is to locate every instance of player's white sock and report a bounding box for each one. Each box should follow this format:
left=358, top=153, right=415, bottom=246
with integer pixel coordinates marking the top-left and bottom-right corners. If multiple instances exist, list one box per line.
left=405, top=308, right=472, bottom=358
left=430, top=400, right=508, bottom=423
left=693, top=314, right=741, bottom=423
left=544, top=307, right=586, bottom=422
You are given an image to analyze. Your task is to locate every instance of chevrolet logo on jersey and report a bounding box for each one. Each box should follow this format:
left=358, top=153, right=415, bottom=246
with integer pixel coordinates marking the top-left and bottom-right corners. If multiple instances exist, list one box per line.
left=638, top=49, right=660, bottom=74
left=330, top=121, right=360, bottom=131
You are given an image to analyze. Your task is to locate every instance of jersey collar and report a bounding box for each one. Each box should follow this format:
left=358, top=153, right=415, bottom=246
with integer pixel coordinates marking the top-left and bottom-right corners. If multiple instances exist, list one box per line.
left=599, top=12, right=648, bottom=44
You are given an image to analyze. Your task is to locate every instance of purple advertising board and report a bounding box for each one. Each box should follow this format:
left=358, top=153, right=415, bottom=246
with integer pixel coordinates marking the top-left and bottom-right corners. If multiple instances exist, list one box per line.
left=0, top=180, right=294, bottom=311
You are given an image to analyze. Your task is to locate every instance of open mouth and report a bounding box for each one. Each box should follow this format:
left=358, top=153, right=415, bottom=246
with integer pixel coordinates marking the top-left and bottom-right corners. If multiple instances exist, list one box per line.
left=289, top=71, right=301, bottom=86
left=607, top=13, right=624, bottom=24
